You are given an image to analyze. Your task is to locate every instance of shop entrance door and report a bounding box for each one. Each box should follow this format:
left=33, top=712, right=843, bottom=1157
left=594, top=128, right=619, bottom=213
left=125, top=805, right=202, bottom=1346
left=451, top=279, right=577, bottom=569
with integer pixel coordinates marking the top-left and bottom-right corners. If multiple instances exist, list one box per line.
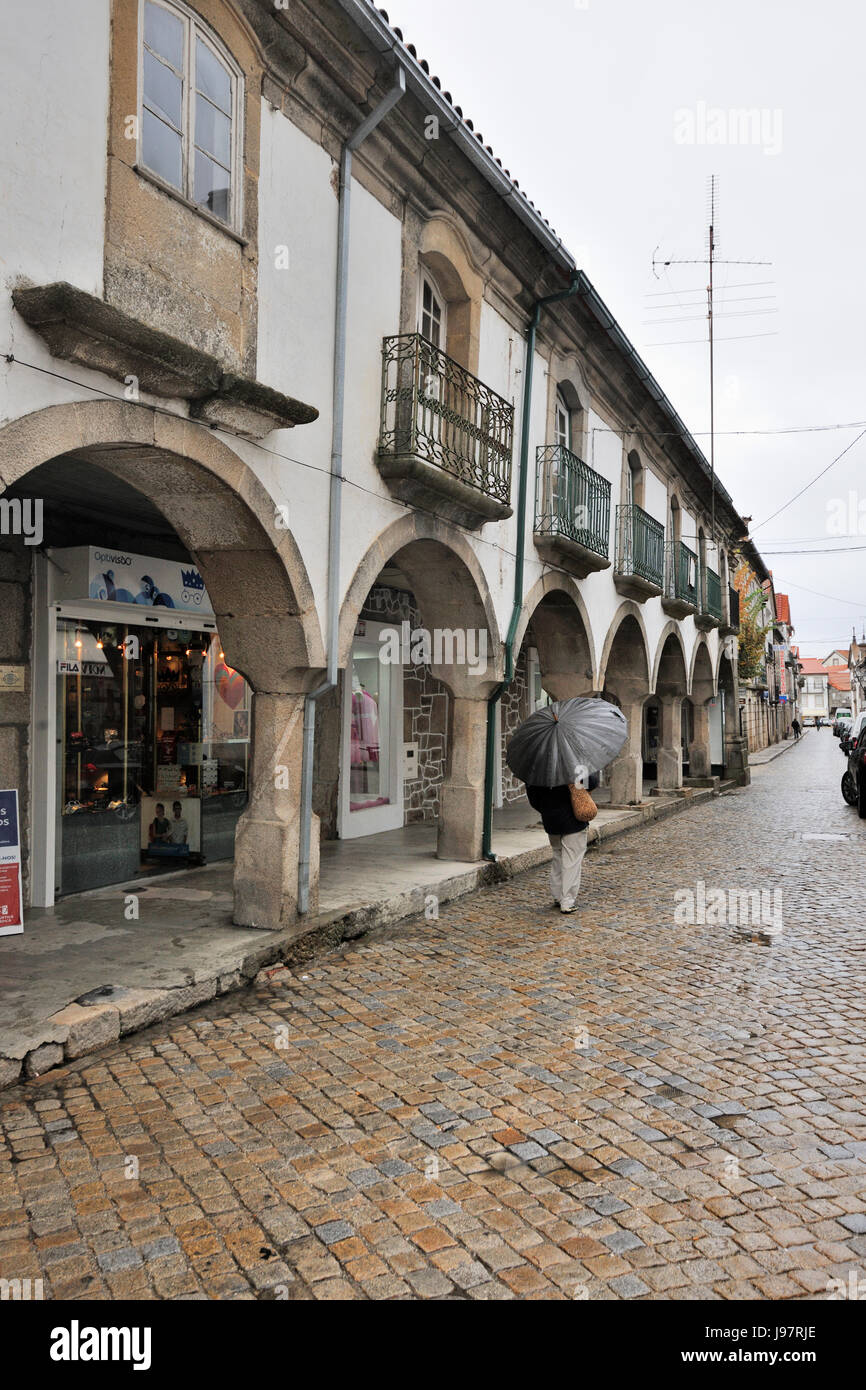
left=339, top=622, right=404, bottom=838
left=55, top=619, right=144, bottom=894
left=51, top=613, right=251, bottom=898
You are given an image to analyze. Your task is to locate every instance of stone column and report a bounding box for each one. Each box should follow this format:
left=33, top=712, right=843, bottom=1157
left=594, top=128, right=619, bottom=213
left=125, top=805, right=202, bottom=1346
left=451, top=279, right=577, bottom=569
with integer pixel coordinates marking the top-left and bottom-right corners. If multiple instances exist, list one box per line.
left=234, top=691, right=313, bottom=928
left=725, top=729, right=751, bottom=782
left=437, top=696, right=487, bottom=861
left=608, top=697, right=645, bottom=805
left=688, top=701, right=713, bottom=778
left=656, top=695, right=683, bottom=789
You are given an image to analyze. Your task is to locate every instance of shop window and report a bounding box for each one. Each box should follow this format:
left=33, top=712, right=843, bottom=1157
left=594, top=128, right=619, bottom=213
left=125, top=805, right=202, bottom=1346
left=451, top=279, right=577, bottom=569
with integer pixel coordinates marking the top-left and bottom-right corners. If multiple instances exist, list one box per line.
left=140, top=0, right=243, bottom=229
left=340, top=621, right=403, bottom=838
left=55, top=618, right=250, bottom=894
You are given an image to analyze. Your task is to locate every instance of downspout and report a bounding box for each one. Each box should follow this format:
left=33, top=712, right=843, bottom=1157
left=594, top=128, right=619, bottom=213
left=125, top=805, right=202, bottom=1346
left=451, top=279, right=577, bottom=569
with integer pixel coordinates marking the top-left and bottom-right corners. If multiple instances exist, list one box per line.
left=482, top=274, right=582, bottom=860
left=297, top=66, right=407, bottom=913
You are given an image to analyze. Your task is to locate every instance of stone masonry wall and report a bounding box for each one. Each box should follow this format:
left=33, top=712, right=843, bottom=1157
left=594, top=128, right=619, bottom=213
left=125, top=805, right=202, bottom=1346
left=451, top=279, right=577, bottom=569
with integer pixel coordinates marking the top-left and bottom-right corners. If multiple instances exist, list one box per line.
left=500, top=644, right=530, bottom=805
left=360, top=586, right=449, bottom=827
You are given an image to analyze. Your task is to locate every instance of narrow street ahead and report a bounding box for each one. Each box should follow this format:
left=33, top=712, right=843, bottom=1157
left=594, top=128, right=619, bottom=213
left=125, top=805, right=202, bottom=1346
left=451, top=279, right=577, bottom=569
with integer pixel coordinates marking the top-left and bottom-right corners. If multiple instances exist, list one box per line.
left=2, top=731, right=864, bottom=1301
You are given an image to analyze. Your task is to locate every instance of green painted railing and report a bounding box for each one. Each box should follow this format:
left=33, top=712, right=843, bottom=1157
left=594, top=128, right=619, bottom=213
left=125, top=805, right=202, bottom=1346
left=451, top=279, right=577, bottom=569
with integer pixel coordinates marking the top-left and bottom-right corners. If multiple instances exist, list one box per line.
left=534, top=445, right=611, bottom=559
left=665, top=541, right=698, bottom=606
left=379, top=333, right=514, bottom=505
left=615, top=504, right=665, bottom=588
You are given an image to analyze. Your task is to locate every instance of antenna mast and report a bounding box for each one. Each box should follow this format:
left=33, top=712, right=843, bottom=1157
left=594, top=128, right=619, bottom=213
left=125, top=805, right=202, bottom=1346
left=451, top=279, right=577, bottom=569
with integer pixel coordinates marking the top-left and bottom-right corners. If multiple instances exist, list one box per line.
left=650, top=177, right=772, bottom=552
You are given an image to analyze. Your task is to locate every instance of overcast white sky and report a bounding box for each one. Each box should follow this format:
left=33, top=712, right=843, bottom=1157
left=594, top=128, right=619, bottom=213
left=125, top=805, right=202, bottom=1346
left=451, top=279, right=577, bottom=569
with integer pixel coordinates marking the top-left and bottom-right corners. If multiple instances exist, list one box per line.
left=390, top=0, right=866, bottom=656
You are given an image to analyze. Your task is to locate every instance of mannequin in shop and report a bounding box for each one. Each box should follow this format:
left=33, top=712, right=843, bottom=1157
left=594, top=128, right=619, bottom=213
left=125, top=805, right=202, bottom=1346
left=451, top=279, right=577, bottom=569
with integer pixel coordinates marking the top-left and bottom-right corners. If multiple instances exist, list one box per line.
left=350, top=669, right=380, bottom=794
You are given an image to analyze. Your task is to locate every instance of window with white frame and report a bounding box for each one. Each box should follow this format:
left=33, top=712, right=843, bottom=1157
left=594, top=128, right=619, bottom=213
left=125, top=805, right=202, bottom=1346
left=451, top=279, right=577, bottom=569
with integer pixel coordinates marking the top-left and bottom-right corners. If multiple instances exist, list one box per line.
left=554, top=390, right=571, bottom=452
left=418, top=271, right=446, bottom=348
left=140, top=0, right=242, bottom=229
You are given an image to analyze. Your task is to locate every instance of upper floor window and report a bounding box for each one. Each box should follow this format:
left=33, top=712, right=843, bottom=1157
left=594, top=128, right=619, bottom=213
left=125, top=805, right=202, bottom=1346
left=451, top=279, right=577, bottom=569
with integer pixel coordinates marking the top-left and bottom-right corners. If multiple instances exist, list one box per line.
left=626, top=451, right=643, bottom=508
left=418, top=271, right=446, bottom=348
left=554, top=390, right=571, bottom=451
left=140, top=0, right=242, bottom=229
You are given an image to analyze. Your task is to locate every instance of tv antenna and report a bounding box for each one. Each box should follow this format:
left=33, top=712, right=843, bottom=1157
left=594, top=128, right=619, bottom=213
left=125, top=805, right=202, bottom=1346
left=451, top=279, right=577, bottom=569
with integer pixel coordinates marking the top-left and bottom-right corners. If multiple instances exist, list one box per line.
left=650, top=176, right=772, bottom=548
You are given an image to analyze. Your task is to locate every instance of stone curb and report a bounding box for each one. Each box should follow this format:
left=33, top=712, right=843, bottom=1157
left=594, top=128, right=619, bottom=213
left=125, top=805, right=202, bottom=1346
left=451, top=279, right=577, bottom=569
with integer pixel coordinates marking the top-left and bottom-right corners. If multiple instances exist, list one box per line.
left=0, top=783, right=721, bottom=1093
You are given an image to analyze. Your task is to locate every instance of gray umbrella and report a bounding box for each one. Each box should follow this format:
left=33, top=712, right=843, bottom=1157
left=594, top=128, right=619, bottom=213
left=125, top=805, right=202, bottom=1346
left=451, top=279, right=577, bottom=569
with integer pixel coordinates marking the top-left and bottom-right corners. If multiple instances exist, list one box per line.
left=506, top=697, right=628, bottom=788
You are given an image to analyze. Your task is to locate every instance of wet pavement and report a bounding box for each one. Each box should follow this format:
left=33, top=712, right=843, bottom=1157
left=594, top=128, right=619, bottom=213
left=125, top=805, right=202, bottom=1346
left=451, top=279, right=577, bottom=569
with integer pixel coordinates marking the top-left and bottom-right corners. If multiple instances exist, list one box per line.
left=1, top=728, right=864, bottom=1301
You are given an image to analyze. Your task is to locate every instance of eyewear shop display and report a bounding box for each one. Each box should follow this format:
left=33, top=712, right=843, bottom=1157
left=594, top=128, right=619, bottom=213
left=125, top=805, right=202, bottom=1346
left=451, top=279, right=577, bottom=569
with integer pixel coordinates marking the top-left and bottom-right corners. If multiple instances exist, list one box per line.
left=46, top=547, right=250, bottom=897
left=56, top=622, right=249, bottom=894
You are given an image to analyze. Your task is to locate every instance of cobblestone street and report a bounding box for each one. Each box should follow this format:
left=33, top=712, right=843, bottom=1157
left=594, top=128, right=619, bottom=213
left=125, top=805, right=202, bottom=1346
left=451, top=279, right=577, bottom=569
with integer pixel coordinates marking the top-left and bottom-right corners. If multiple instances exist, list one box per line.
left=2, top=730, right=864, bottom=1302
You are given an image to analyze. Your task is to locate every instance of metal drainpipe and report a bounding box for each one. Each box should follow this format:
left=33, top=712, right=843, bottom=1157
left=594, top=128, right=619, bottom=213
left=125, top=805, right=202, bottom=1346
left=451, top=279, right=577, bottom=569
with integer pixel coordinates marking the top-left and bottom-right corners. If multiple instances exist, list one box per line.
left=297, top=67, right=407, bottom=913
left=482, top=275, right=582, bottom=860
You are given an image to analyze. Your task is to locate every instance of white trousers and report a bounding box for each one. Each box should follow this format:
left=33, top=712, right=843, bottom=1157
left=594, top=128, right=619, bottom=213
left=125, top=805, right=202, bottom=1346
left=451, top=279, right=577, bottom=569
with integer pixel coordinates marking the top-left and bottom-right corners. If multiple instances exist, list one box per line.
left=549, top=829, right=588, bottom=911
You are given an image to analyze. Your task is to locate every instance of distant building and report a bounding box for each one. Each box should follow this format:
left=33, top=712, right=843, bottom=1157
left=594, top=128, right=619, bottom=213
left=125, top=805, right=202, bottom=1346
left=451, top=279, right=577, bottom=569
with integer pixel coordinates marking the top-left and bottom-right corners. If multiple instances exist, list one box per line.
left=827, top=668, right=852, bottom=716
left=848, top=634, right=866, bottom=718
left=798, top=658, right=831, bottom=724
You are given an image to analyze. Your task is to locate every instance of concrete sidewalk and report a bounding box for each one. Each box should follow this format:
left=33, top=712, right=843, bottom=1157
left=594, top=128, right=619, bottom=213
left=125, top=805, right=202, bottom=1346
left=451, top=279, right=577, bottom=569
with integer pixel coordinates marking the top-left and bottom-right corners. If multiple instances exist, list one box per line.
left=0, top=785, right=721, bottom=1091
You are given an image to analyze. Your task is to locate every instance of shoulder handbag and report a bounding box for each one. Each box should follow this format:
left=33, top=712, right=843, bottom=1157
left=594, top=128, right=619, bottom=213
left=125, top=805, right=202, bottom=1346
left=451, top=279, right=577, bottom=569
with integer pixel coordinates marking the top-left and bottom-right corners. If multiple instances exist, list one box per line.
left=569, top=782, right=598, bottom=823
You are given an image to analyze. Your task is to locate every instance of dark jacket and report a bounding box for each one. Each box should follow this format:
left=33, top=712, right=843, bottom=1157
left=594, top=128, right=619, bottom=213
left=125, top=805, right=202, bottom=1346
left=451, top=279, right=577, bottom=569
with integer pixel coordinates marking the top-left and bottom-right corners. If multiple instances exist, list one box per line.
left=526, top=777, right=597, bottom=837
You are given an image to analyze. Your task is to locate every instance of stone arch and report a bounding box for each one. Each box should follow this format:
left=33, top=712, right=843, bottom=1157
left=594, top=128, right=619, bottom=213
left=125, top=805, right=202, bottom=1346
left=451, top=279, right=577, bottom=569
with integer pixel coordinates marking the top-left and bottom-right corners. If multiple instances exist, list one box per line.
left=413, top=215, right=485, bottom=375
left=717, top=640, right=738, bottom=695
left=513, top=573, right=597, bottom=698
left=652, top=621, right=689, bottom=695
left=338, top=514, right=502, bottom=695
left=0, top=400, right=324, bottom=691
left=597, top=603, right=652, bottom=806
left=690, top=635, right=717, bottom=700
left=0, top=398, right=327, bottom=929
left=597, top=601, right=651, bottom=695
left=548, top=367, right=588, bottom=460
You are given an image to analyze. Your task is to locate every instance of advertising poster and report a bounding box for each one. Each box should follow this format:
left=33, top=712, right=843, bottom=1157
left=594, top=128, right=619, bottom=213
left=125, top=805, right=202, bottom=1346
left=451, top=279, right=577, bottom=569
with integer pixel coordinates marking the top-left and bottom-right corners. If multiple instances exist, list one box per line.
left=87, top=547, right=214, bottom=616
left=0, top=789, right=24, bottom=936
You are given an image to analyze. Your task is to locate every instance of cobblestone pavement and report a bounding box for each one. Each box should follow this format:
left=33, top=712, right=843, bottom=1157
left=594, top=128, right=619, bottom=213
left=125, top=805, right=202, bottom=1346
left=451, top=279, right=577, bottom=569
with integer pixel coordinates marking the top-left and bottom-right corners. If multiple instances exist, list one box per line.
left=2, top=730, right=864, bottom=1301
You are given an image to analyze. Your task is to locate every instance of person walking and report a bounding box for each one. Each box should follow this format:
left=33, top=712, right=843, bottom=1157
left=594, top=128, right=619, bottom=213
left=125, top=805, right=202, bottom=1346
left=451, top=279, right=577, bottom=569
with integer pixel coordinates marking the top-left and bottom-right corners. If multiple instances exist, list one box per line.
left=525, top=773, right=597, bottom=915
left=505, top=695, right=627, bottom=918
left=791, top=717, right=801, bottom=741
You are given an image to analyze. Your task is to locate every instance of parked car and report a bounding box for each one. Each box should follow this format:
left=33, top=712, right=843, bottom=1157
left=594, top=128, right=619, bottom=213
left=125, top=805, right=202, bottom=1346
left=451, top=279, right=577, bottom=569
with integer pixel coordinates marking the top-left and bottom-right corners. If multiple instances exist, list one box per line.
left=841, top=712, right=866, bottom=754
left=841, top=721, right=866, bottom=817
left=833, top=711, right=853, bottom=738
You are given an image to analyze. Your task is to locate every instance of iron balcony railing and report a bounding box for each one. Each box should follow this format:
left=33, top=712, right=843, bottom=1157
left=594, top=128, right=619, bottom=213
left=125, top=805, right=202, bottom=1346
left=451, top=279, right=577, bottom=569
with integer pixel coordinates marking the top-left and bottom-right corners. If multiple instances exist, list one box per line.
left=664, top=540, right=698, bottom=606
left=378, top=333, right=514, bottom=506
left=703, top=566, right=723, bottom=621
left=615, top=504, right=665, bottom=588
left=728, top=586, right=740, bottom=630
left=534, top=445, right=611, bottom=559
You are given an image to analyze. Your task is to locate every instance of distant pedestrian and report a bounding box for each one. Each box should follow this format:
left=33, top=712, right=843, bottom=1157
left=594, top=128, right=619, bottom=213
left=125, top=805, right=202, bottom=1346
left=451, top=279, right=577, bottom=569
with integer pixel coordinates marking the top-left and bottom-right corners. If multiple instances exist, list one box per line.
left=525, top=772, right=598, bottom=916
left=791, top=717, right=801, bottom=741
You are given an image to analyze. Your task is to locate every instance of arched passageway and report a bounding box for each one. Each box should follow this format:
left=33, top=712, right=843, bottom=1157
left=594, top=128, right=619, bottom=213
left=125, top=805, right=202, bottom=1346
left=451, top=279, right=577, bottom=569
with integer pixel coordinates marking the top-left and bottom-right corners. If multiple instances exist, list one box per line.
left=646, top=625, right=689, bottom=789
left=499, top=578, right=596, bottom=806
left=335, top=517, right=500, bottom=863
left=598, top=604, right=651, bottom=805
left=0, top=400, right=322, bottom=928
